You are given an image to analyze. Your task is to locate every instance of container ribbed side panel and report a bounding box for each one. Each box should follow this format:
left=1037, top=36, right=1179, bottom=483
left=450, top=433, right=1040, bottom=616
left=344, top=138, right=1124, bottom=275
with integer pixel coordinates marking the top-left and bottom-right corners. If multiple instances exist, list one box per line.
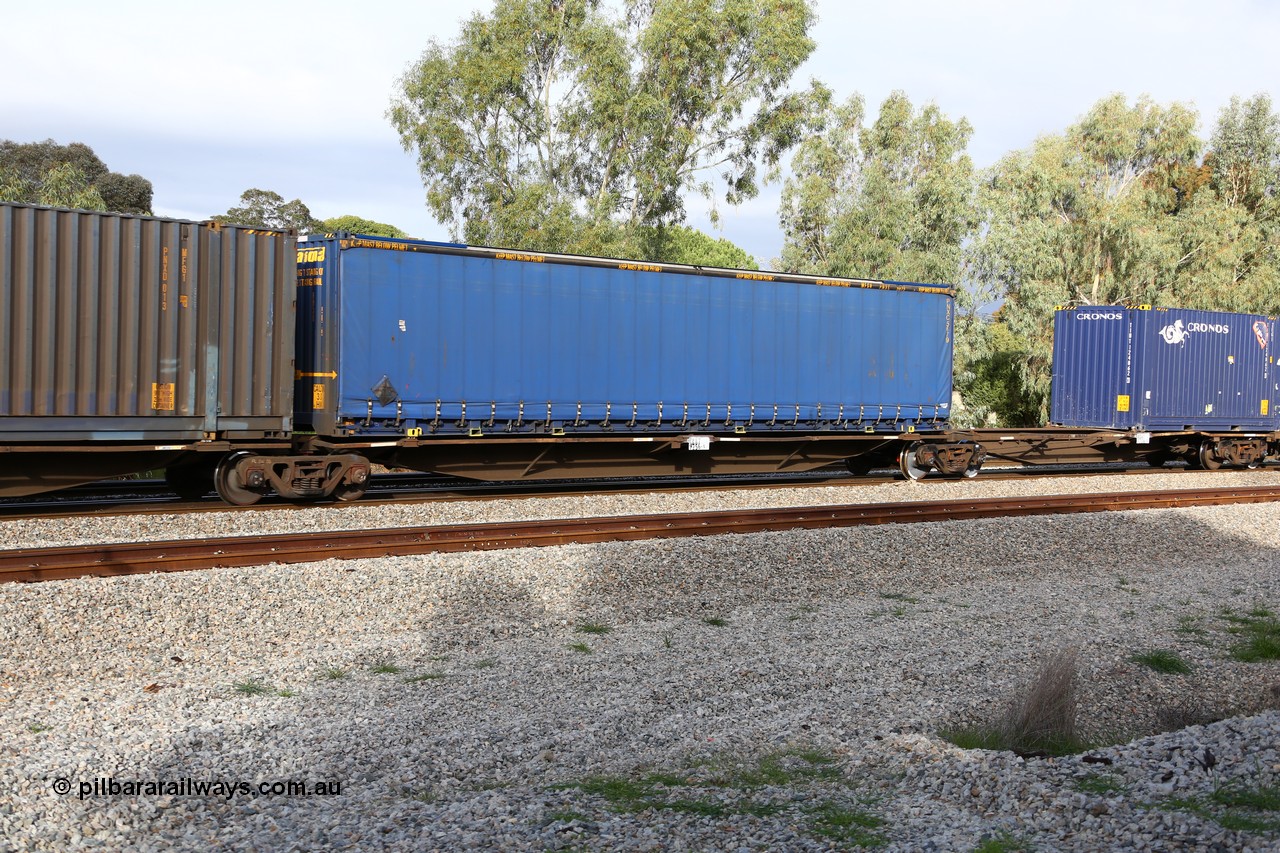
left=0, top=202, right=294, bottom=439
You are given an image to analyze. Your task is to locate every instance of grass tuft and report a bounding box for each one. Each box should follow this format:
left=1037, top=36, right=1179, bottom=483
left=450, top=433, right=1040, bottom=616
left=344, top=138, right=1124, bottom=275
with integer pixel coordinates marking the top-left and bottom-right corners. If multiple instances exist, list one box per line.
left=568, top=641, right=592, bottom=654
left=973, top=831, right=1035, bottom=852
left=806, top=801, right=885, bottom=846
left=233, top=679, right=271, bottom=696
left=702, top=616, right=729, bottom=627
left=1072, top=773, right=1124, bottom=796
left=575, top=622, right=611, bottom=635
left=320, top=667, right=349, bottom=681
left=1131, top=649, right=1192, bottom=675
left=943, top=646, right=1088, bottom=757
left=1222, top=611, right=1280, bottom=662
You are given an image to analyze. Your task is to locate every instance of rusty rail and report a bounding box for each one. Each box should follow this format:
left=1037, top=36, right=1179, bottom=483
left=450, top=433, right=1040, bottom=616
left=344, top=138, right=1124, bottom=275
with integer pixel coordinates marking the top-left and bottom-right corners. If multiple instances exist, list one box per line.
left=3, top=485, right=1279, bottom=583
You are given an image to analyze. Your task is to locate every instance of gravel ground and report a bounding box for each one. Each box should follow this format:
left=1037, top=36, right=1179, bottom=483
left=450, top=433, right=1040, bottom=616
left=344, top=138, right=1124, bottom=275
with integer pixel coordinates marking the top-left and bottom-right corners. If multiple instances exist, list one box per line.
left=1, top=473, right=1278, bottom=851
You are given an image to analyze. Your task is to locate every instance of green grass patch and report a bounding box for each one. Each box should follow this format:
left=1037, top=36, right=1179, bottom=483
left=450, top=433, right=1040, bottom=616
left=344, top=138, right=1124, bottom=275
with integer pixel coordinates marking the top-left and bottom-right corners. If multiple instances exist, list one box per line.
left=233, top=679, right=271, bottom=696
left=1151, top=781, right=1280, bottom=834
left=320, top=667, right=349, bottom=681
left=405, top=672, right=446, bottom=683
left=1221, top=612, right=1280, bottom=662
left=1175, top=616, right=1207, bottom=637
left=27, top=723, right=50, bottom=734
left=370, top=661, right=403, bottom=675
left=574, top=622, right=611, bottom=635
left=472, top=657, right=498, bottom=669
left=1072, top=773, right=1124, bottom=796
left=1130, top=649, right=1192, bottom=675
left=702, top=616, right=729, bottom=627
left=567, top=641, right=592, bottom=654
left=806, top=801, right=885, bottom=846
left=972, top=831, right=1035, bottom=852
left=554, top=750, right=879, bottom=844
left=275, top=688, right=298, bottom=698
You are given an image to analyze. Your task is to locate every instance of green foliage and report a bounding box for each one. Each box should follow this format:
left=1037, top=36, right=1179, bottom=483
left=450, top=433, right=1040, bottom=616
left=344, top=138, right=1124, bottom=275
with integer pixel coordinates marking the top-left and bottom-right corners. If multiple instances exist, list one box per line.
left=1222, top=611, right=1280, bottom=662
left=389, top=0, right=823, bottom=251
left=214, top=188, right=319, bottom=232
left=317, top=215, right=408, bottom=238
left=953, top=316, right=1040, bottom=427
left=778, top=90, right=978, bottom=284
left=971, top=832, right=1035, bottom=853
left=0, top=139, right=150, bottom=213
left=637, top=224, right=758, bottom=269
left=1130, top=649, right=1193, bottom=674
left=970, top=93, right=1280, bottom=422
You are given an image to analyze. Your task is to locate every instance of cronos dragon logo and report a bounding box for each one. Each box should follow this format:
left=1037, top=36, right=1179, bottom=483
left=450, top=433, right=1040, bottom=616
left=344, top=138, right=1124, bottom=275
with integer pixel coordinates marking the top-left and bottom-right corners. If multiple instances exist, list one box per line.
left=1159, top=319, right=1189, bottom=345
left=1159, top=318, right=1232, bottom=345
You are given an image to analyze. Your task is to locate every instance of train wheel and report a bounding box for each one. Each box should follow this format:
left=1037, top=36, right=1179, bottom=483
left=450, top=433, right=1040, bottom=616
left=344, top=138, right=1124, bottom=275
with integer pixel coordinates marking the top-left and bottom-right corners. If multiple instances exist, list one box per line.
left=164, top=460, right=216, bottom=500
left=898, top=447, right=929, bottom=481
left=332, top=481, right=368, bottom=502
left=214, top=453, right=267, bottom=506
left=1197, top=442, right=1223, bottom=471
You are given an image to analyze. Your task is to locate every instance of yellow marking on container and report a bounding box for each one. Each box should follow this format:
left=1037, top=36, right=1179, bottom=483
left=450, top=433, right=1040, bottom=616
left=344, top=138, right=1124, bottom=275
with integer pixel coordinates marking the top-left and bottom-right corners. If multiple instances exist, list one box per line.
left=297, top=246, right=327, bottom=263
left=735, top=272, right=775, bottom=281
left=1263, top=400, right=1270, bottom=416
left=495, top=251, right=546, bottom=263
left=618, top=262, right=662, bottom=273
left=152, top=383, right=175, bottom=411
left=1116, top=394, right=1131, bottom=413
left=312, top=384, right=325, bottom=410
left=296, top=370, right=338, bottom=380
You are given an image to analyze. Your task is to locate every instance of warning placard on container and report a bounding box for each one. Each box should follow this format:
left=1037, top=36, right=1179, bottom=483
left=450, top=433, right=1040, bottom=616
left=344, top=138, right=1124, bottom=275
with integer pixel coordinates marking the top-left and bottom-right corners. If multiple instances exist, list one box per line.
left=151, top=383, right=175, bottom=411
left=1116, top=394, right=1130, bottom=413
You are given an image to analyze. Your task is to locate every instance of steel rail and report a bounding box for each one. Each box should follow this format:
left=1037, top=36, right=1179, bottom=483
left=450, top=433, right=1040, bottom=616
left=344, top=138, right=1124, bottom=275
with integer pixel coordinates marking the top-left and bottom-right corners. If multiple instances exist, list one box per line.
left=4, top=485, right=1279, bottom=583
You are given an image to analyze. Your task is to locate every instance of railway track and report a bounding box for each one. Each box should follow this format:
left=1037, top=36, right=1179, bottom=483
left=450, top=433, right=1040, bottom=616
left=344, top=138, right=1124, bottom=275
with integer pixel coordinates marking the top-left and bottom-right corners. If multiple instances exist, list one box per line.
left=4, top=484, right=1278, bottom=584
left=0, top=462, right=1212, bottom=520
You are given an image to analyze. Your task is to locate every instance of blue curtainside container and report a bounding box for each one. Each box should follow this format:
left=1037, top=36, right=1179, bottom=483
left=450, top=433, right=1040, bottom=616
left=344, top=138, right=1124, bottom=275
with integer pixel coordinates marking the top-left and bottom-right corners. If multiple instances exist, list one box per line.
left=1050, top=306, right=1278, bottom=431
left=294, top=236, right=954, bottom=438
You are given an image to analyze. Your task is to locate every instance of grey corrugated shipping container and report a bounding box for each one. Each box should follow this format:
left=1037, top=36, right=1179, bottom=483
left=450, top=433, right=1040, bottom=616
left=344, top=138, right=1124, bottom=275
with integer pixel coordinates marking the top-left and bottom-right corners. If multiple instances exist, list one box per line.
left=0, top=202, right=296, bottom=442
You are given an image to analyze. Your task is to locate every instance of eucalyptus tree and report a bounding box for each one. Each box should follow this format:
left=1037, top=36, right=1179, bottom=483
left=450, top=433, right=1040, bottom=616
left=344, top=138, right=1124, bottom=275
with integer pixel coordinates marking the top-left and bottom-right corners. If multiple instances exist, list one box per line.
left=971, top=94, right=1202, bottom=421
left=214, top=189, right=320, bottom=232
left=0, top=139, right=149, bottom=213
left=778, top=90, right=978, bottom=285
left=1168, top=94, right=1279, bottom=312
left=389, top=0, right=823, bottom=256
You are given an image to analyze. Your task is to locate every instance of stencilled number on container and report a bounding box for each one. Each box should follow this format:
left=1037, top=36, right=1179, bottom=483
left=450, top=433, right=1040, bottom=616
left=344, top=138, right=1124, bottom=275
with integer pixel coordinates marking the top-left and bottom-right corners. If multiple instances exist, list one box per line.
left=1116, top=395, right=1130, bottom=413
left=151, top=383, right=175, bottom=411
left=313, top=384, right=325, bottom=410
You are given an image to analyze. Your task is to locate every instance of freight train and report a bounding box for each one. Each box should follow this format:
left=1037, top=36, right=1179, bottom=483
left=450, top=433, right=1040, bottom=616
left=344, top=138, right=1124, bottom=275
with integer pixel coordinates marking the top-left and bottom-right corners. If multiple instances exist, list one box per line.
left=2, top=201, right=1277, bottom=505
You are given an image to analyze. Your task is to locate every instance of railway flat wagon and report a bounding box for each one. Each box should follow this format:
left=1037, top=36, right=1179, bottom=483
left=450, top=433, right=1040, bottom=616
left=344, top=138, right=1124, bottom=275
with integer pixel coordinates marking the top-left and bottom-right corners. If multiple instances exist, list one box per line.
left=1050, top=305, right=1279, bottom=469
left=0, top=201, right=296, bottom=497
left=291, top=234, right=959, bottom=484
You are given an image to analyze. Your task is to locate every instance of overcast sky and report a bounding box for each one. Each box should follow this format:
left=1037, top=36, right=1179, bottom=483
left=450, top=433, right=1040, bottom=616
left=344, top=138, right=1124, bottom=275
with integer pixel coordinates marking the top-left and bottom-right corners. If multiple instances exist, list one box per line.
left=3, top=0, right=1277, bottom=265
